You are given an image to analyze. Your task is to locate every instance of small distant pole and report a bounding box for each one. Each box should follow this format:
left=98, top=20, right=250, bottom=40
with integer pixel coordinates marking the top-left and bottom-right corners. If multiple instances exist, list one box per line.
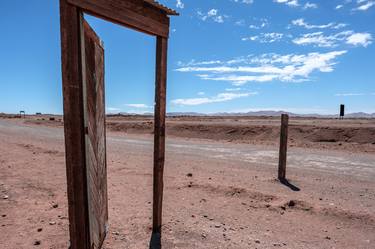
left=278, top=114, right=289, bottom=181
left=339, top=104, right=345, bottom=120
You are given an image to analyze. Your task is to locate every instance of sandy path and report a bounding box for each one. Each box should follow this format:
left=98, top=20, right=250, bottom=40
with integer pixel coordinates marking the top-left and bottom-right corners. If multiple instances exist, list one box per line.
left=0, top=119, right=374, bottom=248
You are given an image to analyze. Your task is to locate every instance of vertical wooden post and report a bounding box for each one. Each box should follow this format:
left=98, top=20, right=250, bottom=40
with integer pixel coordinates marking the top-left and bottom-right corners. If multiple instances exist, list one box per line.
left=278, top=114, right=289, bottom=181
left=59, top=1, right=90, bottom=248
left=153, top=36, right=168, bottom=234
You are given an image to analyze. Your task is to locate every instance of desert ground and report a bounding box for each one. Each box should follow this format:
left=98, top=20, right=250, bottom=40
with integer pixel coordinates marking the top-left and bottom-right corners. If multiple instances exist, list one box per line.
left=0, top=115, right=374, bottom=248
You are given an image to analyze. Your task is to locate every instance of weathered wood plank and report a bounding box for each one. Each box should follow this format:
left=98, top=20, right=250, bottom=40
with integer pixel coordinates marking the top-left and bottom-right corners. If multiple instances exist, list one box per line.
left=153, top=36, right=168, bottom=233
left=67, top=0, right=170, bottom=37
left=278, top=114, right=289, bottom=180
left=59, top=1, right=90, bottom=248
left=83, top=20, right=108, bottom=249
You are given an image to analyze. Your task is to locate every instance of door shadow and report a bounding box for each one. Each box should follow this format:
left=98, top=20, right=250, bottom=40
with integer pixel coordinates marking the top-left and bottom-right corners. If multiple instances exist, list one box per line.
left=149, top=232, right=161, bottom=249
left=279, top=178, right=301, bottom=192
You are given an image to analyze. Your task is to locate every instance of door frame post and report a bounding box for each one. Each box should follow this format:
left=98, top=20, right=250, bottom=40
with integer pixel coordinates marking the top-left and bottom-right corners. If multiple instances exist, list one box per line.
left=153, top=36, right=168, bottom=234
left=59, top=1, right=90, bottom=248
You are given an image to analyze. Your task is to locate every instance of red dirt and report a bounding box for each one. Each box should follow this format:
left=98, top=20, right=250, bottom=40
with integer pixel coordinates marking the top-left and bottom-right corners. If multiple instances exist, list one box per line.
left=0, top=117, right=374, bottom=248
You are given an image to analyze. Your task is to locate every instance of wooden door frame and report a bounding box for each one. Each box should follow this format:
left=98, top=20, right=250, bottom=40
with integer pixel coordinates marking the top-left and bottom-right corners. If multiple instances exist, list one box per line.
left=59, top=1, right=177, bottom=248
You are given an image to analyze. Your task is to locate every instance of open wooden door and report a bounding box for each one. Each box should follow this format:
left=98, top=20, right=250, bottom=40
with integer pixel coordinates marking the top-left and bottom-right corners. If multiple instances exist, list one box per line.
left=83, top=20, right=108, bottom=249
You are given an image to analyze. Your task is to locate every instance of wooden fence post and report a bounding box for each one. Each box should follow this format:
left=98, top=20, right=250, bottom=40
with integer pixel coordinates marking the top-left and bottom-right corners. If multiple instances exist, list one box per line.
left=278, top=114, right=289, bottom=181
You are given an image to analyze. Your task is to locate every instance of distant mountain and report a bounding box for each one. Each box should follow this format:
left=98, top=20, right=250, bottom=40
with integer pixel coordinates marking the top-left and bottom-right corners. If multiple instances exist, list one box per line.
left=213, top=111, right=294, bottom=117
left=168, top=111, right=375, bottom=118
left=107, top=111, right=375, bottom=118
left=111, top=112, right=154, bottom=116
left=167, top=112, right=207, bottom=116
left=345, top=112, right=375, bottom=118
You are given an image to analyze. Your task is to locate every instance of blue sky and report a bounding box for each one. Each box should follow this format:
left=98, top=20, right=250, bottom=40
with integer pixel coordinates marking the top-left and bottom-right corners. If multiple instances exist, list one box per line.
left=0, top=0, right=374, bottom=115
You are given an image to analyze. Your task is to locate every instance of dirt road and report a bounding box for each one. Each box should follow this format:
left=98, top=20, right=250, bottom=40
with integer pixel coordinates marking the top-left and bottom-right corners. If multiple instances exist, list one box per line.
left=0, top=119, right=374, bottom=248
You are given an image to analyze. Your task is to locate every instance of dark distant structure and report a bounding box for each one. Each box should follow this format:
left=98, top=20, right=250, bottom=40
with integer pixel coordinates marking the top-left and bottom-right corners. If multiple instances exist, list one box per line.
left=339, top=104, right=345, bottom=119
left=19, top=111, right=25, bottom=118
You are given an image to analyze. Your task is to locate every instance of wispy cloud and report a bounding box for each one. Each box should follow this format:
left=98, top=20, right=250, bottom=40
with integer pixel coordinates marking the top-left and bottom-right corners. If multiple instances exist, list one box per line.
left=235, top=19, right=246, bottom=26
left=125, top=104, right=152, bottom=109
left=346, top=32, right=373, bottom=46
left=335, top=93, right=367, bottom=96
left=291, top=18, right=347, bottom=29
left=226, top=87, right=242, bottom=91
left=242, top=32, right=284, bottom=43
left=274, top=0, right=319, bottom=10
left=355, top=0, right=375, bottom=11
left=107, top=107, right=121, bottom=112
left=176, top=51, right=347, bottom=85
left=248, top=18, right=269, bottom=29
left=177, top=59, right=223, bottom=67
left=197, top=9, right=227, bottom=23
left=303, top=2, right=318, bottom=9
left=336, top=4, right=344, bottom=10
left=233, top=0, right=254, bottom=4
left=274, top=0, right=300, bottom=7
left=176, top=0, right=184, bottom=9
left=293, top=31, right=373, bottom=47
left=198, top=74, right=279, bottom=85
left=172, top=92, right=258, bottom=106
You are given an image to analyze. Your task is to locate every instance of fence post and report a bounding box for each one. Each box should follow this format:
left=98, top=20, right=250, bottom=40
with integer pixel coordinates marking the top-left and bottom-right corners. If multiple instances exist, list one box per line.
left=278, top=114, right=289, bottom=181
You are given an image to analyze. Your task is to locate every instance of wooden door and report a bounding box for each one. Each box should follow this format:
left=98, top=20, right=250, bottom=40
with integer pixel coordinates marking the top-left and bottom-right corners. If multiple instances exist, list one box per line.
left=83, top=20, right=108, bottom=249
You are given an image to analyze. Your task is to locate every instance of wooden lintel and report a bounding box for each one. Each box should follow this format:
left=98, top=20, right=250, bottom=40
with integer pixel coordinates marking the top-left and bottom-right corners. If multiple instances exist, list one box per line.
left=67, top=0, right=170, bottom=37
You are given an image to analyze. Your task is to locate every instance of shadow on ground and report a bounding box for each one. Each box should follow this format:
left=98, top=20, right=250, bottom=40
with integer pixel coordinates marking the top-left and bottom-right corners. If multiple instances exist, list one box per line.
left=280, top=178, right=301, bottom=192
left=149, top=232, right=161, bottom=249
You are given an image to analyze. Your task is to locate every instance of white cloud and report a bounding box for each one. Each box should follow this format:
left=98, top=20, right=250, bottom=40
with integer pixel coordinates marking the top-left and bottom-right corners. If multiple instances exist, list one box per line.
left=275, top=0, right=320, bottom=9
left=176, top=51, right=347, bottom=85
left=334, top=0, right=374, bottom=11
left=198, top=9, right=227, bottom=23
left=292, top=32, right=345, bottom=47
left=233, top=0, right=254, bottom=4
left=125, top=104, right=152, bottom=109
left=346, top=32, right=373, bottom=47
left=177, top=65, right=285, bottom=74
left=197, top=91, right=205, bottom=95
left=172, top=92, right=258, bottom=106
left=198, top=74, right=279, bottom=85
left=291, top=18, right=347, bottom=29
left=177, top=59, right=222, bottom=67
left=177, top=60, right=222, bottom=66
left=336, top=4, right=344, bottom=9
left=248, top=18, right=269, bottom=29
left=274, top=0, right=300, bottom=7
left=235, top=20, right=246, bottom=26
left=226, top=88, right=242, bottom=91
left=107, top=107, right=121, bottom=112
left=355, top=1, right=375, bottom=11
left=242, top=32, right=284, bottom=43
left=303, top=2, right=318, bottom=9
left=208, top=9, right=218, bottom=16
left=335, top=93, right=366, bottom=96
left=293, top=31, right=373, bottom=47
left=176, top=0, right=184, bottom=9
